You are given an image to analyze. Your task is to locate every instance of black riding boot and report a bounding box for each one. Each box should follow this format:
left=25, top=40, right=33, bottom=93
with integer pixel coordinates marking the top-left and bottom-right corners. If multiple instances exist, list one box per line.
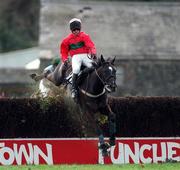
left=71, top=74, right=78, bottom=103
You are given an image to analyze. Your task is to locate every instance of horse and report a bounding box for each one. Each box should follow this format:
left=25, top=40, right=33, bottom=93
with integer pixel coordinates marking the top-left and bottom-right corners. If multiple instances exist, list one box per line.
left=64, top=55, right=117, bottom=156
left=31, top=55, right=117, bottom=156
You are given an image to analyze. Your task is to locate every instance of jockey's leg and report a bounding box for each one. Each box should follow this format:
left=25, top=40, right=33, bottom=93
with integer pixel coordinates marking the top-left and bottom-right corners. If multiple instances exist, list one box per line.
left=71, top=55, right=82, bottom=103
left=71, top=73, right=78, bottom=102
left=82, top=54, right=94, bottom=67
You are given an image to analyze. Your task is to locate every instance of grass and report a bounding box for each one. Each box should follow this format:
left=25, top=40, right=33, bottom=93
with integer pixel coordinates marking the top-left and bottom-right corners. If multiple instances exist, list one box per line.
left=0, top=163, right=180, bottom=170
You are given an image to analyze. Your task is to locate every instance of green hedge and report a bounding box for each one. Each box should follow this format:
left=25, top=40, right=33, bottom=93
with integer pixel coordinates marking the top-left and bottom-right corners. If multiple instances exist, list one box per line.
left=109, top=96, right=180, bottom=137
left=0, top=97, right=83, bottom=138
left=0, top=96, right=179, bottom=138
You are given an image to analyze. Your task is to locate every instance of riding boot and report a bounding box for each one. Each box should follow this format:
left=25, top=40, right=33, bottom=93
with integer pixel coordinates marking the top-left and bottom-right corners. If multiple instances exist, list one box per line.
left=71, top=73, right=78, bottom=103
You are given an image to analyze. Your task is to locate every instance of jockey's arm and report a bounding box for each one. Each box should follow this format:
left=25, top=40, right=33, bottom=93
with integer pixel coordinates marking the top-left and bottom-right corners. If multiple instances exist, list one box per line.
left=60, top=41, right=69, bottom=63
left=84, top=34, right=97, bottom=56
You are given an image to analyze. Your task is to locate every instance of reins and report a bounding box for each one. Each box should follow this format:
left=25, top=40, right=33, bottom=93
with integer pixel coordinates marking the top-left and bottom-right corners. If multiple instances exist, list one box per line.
left=95, top=69, right=105, bottom=85
left=79, top=68, right=106, bottom=98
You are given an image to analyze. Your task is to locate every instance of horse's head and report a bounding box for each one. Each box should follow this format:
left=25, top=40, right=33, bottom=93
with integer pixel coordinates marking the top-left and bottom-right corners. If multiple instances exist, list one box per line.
left=96, top=55, right=117, bottom=92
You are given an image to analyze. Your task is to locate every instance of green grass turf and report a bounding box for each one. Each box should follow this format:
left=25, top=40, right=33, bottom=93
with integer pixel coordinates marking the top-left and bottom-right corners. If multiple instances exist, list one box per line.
left=0, top=163, right=180, bottom=170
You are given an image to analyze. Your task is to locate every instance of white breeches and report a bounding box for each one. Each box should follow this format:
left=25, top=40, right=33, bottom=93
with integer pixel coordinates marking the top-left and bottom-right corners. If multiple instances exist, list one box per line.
left=72, top=53, right=93, bottom=74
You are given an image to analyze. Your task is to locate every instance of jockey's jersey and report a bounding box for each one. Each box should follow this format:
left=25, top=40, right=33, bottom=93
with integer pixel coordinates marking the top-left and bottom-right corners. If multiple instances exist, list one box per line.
left=60, top=32, right=96, bottom=62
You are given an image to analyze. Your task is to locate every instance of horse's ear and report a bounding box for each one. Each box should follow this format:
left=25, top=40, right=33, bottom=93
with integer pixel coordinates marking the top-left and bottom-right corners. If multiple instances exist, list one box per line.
left=100, top=55, right=105, bottom=63
left=111, top=56, right=116, bottom=65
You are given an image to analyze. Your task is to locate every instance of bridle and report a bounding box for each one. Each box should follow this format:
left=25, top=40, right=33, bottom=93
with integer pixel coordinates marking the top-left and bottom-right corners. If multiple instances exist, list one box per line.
left=95, top=65, right=116, bottom=92
left=79, top=63, right=116, bottom=97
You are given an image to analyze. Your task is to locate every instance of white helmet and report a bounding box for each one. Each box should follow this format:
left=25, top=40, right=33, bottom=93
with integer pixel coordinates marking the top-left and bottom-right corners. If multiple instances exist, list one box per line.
left=69, top=18, right=81, bottom=31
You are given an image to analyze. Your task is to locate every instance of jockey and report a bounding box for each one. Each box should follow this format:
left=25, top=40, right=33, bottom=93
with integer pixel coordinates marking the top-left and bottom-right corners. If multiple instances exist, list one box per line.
left=60, top=18, right=97, bottom=102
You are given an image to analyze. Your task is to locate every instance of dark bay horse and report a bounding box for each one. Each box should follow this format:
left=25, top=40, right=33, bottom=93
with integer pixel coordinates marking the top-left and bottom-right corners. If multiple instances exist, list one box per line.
left=63, top=55, right=117, bottom=156
left=31, top=55, right=117, bottom=156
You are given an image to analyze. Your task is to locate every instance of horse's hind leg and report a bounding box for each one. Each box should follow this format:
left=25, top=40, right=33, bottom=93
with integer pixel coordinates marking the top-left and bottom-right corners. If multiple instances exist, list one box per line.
left=107, top=104, right=116, bottom=146
left=109, top=112, right=116, bottom=146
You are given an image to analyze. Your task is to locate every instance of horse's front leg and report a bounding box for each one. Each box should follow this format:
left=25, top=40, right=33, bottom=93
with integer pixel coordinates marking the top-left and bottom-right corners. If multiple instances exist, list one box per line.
left=95, top=118, right=105, bottom=146
left=100, top=104, right=116, bottom=146
left=107, top=104, right=116, bottom=146
left=95, top=117, right=110, bottom=157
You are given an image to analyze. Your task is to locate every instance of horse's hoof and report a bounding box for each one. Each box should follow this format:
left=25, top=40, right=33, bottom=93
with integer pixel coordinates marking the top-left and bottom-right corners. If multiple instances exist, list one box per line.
left=102, top=149, right=109, bottom=157
left=109, top=140, right=116, bottom=146
left=99, top=142, right=110, bottom=157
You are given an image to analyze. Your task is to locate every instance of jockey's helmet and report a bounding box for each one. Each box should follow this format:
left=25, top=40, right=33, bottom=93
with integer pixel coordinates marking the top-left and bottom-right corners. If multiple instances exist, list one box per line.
left=69, top=18, right=81, bottom=31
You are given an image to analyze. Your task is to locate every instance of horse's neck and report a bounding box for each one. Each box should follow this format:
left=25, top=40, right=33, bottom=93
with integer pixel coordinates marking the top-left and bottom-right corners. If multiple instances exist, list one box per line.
left=82, top=71, right=104, bottom=94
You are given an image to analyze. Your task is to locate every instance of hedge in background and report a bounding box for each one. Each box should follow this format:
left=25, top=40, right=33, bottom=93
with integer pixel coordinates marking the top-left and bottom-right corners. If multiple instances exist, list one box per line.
left=109, top=96, right=180, bottom=137
left=0, top=97, right=83, bottom=138
left=0, top=96, right=179, bottom=138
